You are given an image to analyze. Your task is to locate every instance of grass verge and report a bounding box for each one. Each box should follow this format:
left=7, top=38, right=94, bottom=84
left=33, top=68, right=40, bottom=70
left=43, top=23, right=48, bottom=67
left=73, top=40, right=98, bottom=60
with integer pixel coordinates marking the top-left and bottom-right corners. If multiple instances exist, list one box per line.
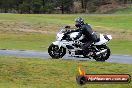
left=109, top=40, right=132, bottom=55
left=0, top=56, right=132, bottom=88
left=0, top=33, right=55, bottom=51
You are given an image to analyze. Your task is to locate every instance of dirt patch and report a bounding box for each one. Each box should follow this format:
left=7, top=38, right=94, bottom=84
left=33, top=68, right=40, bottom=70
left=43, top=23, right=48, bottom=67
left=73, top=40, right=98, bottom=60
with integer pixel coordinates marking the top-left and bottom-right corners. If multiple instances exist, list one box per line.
left=94, top=26, right=132, bottom=40
left=0, top=21, right=61, bottom=34
left=17, top=28, right=56, bottom=34
left=97, top=4, right=129, bottom=13
left=0, top=21, right=132, bottom=40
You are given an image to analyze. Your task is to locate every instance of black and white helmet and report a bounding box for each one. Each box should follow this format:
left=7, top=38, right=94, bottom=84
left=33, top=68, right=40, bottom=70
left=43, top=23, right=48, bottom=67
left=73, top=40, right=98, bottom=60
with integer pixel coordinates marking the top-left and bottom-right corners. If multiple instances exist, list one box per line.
left=75, top=17, right=84, bottom=28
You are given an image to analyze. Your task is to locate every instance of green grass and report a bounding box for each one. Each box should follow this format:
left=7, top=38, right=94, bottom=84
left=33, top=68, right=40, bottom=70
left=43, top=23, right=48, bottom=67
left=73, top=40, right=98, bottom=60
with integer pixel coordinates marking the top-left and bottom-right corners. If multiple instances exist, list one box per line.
left=0, top=33, right=55, bottom=51
left=0, top=14, right=132, bottom=55
left=0, top=56, right=132, bottom=88
left=109, top=40, right=132, bottom=55
left=0, top=14, right=132, bottom=30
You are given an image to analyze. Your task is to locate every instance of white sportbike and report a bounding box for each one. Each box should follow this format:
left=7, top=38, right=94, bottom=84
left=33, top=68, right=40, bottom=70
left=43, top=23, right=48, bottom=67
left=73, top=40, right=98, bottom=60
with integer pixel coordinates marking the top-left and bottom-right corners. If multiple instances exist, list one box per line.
left=48, top=28, right=112, bottom=61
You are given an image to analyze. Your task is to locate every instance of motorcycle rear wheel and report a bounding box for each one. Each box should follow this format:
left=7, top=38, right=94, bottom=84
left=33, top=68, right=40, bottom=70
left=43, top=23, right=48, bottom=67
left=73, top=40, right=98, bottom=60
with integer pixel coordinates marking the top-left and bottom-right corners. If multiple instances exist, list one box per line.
left=93, top=45, right=110, bottom=61
left=48, top=44, right=66, bottom=59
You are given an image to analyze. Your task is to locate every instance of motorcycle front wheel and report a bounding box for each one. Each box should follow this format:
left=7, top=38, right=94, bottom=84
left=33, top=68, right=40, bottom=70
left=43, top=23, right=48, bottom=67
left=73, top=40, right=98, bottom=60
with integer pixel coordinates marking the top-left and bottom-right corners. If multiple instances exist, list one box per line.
left=48, top=44, right=66, bottom=59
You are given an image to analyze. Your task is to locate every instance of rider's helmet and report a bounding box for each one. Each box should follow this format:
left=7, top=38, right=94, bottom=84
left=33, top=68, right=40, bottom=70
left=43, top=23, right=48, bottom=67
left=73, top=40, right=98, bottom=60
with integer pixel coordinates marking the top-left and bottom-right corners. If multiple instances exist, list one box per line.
left=75, top=17, right=84, bottom=28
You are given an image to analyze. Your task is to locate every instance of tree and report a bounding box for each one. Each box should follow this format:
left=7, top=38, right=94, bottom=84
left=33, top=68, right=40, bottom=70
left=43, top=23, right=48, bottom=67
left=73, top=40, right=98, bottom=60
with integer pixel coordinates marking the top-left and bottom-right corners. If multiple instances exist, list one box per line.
left=0, top=0, right=132, bottom=14
left=55, top=0, right=73, bottom=14
left=0, top=0, right=16, bottom=13
left=19, top=1, right=31, bottom=13
left=44, top=0, right=55, bottom=13
left=32, top=0, right=42, bottom=13
left=80, top=0, right=89, bottom=10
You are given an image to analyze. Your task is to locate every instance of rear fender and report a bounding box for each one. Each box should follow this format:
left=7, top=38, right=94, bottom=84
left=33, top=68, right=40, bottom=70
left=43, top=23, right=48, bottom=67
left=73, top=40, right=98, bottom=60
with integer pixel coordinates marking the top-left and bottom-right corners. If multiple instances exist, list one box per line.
left=94, top=34, right=112, bottom=45
left=107, top=35, right=112, bottom=40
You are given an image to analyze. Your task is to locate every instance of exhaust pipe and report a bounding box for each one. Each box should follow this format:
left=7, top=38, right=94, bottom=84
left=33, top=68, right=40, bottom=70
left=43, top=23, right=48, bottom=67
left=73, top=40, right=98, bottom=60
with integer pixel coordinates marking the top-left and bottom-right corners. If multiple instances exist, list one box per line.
left=96, top=49, right=107, bottom=55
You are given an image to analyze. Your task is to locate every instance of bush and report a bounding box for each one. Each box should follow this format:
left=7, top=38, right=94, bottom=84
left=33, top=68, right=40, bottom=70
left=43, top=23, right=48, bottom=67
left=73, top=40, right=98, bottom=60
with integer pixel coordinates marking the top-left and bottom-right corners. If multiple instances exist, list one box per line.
left=19, top=2, right=31, bottom=14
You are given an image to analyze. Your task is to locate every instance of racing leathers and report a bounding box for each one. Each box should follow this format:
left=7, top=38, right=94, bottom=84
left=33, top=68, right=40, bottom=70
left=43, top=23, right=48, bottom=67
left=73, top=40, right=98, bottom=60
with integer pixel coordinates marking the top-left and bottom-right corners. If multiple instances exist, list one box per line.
left=66, top=24, right=97, bottom=51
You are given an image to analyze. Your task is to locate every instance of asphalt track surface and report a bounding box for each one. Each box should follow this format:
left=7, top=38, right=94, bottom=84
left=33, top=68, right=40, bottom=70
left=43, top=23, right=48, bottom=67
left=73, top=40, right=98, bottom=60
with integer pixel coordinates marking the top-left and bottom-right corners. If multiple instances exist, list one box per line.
left=0, top=50, right=132, bottom=64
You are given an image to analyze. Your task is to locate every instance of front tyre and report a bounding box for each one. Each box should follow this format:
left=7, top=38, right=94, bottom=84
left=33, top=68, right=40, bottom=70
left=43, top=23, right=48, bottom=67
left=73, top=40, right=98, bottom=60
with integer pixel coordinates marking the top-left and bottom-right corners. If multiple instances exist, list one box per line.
left=93, top=45, right=111, bottom=61
left=48, top=44, right=66, bottom=59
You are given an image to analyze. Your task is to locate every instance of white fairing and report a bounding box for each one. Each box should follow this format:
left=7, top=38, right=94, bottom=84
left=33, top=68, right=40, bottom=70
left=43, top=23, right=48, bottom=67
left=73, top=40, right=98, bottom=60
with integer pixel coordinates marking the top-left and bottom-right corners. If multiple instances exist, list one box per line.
left=94, top=34, right=112, bottom=45
left=70, top=32, right=79, bottom=38
left=55, top=29, right=112, bottom=47
left=56, top=32, right=64, bottom=41
left=107, top=35, right=112, bottom=40
left=53, top=40, right=73, bottom=48
left=53, top=41, right=60, bottom=46
left=54, top=31, right=84, bottom=48
left=70, top=32, right=84, bottom=40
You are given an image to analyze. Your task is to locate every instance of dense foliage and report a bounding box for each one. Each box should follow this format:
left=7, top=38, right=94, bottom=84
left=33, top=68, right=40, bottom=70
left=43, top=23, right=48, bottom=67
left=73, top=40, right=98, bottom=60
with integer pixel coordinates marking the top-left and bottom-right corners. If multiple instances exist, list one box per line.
left=0, top=0, right=132, bottom=14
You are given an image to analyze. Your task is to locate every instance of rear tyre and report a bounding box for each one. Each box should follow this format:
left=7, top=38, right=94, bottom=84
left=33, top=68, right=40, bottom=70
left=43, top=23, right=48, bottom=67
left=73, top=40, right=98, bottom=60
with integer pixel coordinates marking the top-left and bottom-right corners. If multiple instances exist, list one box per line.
left=93, top=45, right=110, bottom=61
left=48, top=44, right=66, bottom=59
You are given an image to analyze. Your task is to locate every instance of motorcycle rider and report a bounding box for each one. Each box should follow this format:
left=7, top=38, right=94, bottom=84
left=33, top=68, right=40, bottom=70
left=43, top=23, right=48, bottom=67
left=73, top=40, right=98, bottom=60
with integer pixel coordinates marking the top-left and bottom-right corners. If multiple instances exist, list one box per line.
left=66, top=17, right=97, bottom=52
